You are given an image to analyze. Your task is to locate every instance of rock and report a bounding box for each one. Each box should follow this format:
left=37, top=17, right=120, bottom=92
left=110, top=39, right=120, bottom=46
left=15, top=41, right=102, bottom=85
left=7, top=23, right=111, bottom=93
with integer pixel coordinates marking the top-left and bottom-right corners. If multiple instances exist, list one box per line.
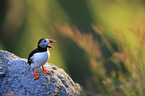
left=0, top=50, right=81, bottom=96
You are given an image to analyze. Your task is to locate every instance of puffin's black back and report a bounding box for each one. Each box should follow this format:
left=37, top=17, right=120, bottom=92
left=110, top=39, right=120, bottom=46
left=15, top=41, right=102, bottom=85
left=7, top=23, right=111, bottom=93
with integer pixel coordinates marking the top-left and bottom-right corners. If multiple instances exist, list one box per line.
left=28, top=48, right=38, bottom=65
left=27, top=48, right=47, bottom=65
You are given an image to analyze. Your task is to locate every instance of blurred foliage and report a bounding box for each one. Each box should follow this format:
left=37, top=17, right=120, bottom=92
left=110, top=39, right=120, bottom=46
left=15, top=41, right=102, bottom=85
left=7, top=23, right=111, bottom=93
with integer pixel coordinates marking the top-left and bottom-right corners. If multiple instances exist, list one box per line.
left=1, top=0, right=145, bottom=95
left=56, top=20, right=145, bottom=95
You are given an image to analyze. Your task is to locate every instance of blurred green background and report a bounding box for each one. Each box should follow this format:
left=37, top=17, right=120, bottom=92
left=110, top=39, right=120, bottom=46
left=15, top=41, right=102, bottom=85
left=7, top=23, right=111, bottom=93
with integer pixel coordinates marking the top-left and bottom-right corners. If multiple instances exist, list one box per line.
left=1, top=0, right=145, bottom=95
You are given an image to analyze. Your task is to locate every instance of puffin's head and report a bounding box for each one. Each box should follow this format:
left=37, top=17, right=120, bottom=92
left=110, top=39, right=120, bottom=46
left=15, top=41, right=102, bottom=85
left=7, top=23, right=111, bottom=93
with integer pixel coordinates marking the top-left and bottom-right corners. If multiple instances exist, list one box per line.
left=37, top=38, right=56, bottom=49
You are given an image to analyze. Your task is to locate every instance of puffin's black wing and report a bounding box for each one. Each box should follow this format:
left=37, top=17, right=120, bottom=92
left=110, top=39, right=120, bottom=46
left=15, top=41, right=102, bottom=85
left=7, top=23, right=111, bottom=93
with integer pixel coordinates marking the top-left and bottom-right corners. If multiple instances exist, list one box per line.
left=27, top=48, right=47, bottom=65
left=28, top=48, right=39, bottom=65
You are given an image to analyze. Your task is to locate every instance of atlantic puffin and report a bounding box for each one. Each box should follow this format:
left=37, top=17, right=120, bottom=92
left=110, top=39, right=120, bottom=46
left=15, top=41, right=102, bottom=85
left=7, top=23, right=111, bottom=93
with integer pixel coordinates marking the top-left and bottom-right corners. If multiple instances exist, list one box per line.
left=28, top=38, right=56, bottom=79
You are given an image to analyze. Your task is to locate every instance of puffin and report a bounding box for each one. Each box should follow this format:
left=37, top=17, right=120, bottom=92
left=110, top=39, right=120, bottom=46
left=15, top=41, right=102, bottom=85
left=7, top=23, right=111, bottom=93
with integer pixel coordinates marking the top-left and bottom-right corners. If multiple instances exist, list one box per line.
left=28, top=38, right=56, bottom=79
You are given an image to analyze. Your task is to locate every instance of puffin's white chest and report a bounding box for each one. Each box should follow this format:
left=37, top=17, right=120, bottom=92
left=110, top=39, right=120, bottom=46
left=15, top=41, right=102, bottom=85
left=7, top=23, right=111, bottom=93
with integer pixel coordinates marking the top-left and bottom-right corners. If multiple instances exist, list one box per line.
left=31, top=51, right=50, bottom=69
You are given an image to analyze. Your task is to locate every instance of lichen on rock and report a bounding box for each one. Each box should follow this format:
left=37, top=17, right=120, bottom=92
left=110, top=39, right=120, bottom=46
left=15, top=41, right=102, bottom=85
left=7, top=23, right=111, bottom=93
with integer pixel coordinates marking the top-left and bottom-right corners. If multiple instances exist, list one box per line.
left=0, top=50, right=81, bottom=96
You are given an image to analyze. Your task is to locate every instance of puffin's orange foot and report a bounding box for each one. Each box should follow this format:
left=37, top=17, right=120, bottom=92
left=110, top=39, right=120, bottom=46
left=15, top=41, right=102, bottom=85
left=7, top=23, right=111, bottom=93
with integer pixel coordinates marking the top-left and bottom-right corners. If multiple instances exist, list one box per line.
left=42, top=69, right=51, bottom=74
left=34, top=73, right=40, bottom=79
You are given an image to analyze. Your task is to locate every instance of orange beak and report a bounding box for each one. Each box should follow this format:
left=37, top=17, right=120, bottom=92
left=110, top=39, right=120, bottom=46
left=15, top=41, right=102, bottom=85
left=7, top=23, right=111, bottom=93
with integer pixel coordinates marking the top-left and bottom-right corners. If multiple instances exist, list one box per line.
left=49, top=39, right=56, bottom=43
left=48, top=39, right=56, bottom=49
left=48, top=43, right=54, bottom=49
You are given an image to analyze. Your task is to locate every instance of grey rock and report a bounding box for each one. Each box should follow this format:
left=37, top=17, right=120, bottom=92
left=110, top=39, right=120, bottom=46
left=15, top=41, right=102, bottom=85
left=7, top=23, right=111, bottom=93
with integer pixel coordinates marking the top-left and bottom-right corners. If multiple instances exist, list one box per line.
left=0, top=50, right=81, bottom=96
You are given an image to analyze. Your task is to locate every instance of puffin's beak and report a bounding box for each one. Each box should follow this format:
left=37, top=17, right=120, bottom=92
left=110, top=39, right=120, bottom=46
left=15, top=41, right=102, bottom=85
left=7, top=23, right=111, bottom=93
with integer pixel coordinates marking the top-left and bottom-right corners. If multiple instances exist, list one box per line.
left=48, top=39, right=56, bottom=49
left=48, top=43, right=54, bottom=49
left=49, top=39, right=56, bottom=43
